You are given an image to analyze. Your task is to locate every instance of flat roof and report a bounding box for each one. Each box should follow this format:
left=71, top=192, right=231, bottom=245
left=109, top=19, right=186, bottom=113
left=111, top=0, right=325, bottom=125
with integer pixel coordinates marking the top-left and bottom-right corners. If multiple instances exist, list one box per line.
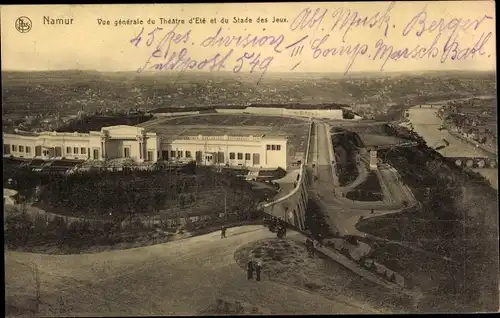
left=4, top=130, right=39, bottom=137
left=149, top=125, right=290, bottom=142
left=166, top=134, right=287, bottom=143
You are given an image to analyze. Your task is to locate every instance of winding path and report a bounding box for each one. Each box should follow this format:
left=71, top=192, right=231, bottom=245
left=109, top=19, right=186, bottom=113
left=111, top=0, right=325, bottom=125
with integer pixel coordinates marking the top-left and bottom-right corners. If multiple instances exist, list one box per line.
left=5, top=226, right=378, bottom=316
left=306, top=121, right=456, bottom=265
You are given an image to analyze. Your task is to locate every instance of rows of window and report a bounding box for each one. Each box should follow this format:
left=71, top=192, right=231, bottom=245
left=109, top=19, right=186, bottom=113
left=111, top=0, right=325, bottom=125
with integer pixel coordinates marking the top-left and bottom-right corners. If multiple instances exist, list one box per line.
left=266, top=144, right=282, bottom=151
left=65, top=147, right=87, bottom=155
left=170, top=150, right=193, bottom=158
left=229, top=152, right=252, bottom=160
left=4, top=143, right=88, bottom=157
left=6, top=144, right=32, bottom=154
left=166, top=149, right=260, bottom=165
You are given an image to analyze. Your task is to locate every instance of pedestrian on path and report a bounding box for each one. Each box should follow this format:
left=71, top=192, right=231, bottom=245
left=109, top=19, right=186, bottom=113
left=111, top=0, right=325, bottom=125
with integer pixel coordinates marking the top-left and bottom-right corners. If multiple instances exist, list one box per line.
left=247, top=260, right=254, bottom=280
left=306, top=238, right=313, bottom=256
left=255, top=261, right=262, bottom=281
left=317, top=233, right=324, bottom=247
left=221, top=225, right=226, bottom=239
left=309, top=239, right=316, bottom=257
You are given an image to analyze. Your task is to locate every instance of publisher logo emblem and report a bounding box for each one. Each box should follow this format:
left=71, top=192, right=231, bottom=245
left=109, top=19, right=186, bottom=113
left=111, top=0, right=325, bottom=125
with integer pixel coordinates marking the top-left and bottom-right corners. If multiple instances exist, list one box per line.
left=15, top=16, right=32, bottom=33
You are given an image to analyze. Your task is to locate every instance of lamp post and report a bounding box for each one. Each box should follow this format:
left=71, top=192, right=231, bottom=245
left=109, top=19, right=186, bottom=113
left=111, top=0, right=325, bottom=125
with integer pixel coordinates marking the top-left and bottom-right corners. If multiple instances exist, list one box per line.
left=224, top=190, right=227, bottom=220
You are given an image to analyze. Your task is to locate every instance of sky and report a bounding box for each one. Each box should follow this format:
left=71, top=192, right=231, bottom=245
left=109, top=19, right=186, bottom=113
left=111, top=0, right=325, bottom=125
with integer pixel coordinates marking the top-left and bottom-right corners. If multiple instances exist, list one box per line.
left=1, top=2, right=496, bottom=74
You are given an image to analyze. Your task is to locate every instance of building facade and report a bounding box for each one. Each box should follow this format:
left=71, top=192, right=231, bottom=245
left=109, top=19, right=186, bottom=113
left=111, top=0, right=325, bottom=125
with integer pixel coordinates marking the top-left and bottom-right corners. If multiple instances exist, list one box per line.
left=161, top=134, right=288, bottom=169
left=3, top=125, right=159, bottom=162
left=3, top=126, right=288, bottom=169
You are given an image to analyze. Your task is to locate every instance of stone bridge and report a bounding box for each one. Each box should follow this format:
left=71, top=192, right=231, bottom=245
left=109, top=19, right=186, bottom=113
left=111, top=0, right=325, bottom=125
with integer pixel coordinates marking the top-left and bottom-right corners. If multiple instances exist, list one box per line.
left=415, top=104, right=443, bottom=109
left=449, top=157, right=498, bottom=169
left=366, top=141, right=419, bottom=151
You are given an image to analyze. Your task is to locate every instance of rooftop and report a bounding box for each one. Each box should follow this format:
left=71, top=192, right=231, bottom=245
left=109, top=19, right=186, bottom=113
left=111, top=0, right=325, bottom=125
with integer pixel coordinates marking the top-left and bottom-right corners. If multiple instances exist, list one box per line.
left=149, top=125, right=292, bottom=142
left=171, top=134, right=287, bottom=142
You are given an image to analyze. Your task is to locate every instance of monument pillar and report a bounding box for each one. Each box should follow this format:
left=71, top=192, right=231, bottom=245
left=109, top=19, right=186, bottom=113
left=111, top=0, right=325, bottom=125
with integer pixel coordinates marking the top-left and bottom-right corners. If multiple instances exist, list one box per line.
left=101, top=136, right=107, bottom=160
left=137, top=135, right=146, bottom=162
left=369, top=150, right=378, bottom=170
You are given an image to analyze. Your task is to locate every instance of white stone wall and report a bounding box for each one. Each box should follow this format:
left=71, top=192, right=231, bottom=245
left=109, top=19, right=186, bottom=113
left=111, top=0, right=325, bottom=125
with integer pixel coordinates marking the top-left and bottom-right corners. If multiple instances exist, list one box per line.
left=161, top=136, right=287, bottom=169
left=3, top=132, right=99, bottom=160
left=145, top=134, right=159, bottom=162
left=3, top=125, right=158, bottom=163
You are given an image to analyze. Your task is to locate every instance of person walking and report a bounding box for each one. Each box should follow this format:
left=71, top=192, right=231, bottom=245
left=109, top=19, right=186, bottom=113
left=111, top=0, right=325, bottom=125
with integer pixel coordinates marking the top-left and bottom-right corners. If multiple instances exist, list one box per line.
left=247, top=260, right=254, bottom=280
left=221, top=225, right=226, bottom=239
left=255, top=261, right=262, bottom=281
left=305, top=238, right=312, bottom=256
left=317, top=233, right=324, bottom=247
left=310, top=239, right=316, bottom=257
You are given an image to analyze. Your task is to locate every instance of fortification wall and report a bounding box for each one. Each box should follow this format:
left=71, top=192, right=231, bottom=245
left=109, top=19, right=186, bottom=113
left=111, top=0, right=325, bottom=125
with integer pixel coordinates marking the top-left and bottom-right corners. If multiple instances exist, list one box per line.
left=260, top=120, right=313, bottom=230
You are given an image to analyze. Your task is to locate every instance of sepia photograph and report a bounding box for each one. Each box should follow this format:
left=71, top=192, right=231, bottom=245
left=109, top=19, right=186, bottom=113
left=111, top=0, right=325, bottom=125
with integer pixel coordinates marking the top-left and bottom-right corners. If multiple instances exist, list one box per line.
left=2, top=1, right=498, bottom=316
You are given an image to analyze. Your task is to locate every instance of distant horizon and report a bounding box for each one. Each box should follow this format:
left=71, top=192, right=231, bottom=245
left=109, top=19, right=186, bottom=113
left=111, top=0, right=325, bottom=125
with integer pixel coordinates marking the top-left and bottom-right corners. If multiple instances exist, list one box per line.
left=2, top=69, right=495, bottom=74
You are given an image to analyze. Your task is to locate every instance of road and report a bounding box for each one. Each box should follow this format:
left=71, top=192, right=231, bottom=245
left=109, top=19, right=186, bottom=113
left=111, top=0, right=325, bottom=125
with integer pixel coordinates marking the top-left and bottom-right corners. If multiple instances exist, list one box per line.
left=5, top=226, right=373, bottom=316
left=304, top=121, right=461, bottom=265
left=307, top=121, right=416, bottom=236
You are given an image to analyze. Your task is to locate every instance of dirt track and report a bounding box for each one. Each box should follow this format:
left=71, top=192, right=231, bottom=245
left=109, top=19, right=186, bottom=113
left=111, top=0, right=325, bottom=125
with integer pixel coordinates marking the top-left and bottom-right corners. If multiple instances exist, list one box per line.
left=5, top=225, right=372, bottom=316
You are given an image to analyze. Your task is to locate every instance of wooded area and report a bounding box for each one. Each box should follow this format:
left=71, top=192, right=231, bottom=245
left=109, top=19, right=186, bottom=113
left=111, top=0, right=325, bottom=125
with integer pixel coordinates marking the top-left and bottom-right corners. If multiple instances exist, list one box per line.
left=4, top=166, right=267, bottom=252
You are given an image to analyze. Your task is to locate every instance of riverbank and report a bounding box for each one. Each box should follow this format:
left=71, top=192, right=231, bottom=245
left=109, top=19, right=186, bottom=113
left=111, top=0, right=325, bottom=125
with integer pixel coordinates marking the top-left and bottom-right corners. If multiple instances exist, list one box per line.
left=407, top=107, right=497, bottom=189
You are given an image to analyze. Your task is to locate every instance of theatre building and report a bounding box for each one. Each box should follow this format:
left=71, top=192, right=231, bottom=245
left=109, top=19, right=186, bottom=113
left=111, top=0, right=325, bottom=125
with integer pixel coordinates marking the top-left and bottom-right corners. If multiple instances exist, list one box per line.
left=3, top=125, right=288, bottom=169
left=3, top=125, right=159, bottom=162
left=161, top=134, right=288, bottom=169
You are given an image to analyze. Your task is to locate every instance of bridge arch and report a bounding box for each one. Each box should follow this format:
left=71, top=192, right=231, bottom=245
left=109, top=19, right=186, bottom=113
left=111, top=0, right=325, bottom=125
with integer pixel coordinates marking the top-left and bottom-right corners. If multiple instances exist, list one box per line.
left=452, top=157, right=498, bottom=169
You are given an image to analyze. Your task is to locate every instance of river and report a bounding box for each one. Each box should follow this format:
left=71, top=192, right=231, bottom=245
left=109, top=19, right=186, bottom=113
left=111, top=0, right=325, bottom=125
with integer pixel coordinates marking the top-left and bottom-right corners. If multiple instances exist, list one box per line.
left=406, top=107, right=497, bottom=190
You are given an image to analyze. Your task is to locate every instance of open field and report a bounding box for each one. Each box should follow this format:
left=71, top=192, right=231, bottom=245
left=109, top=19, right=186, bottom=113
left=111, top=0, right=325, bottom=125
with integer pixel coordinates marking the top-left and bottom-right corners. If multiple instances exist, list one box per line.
left=346, top=171, right=383, bottom=202
left=342, top=125, right=415, bottom=148
left=357, top=134, right=408, bottom=148
left=144, top=114, right=310, bottom=162
left=158, top=114, right=307, bottom=127
left=233, top=237, right=413, bottom=313
left=5, top=226, right=383, bottom=316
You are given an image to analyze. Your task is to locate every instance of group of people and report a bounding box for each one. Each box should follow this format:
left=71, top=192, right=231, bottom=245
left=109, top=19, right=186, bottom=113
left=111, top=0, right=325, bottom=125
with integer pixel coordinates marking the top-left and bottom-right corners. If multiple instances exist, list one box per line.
left=265, top=216, right=287, bottom=238
left=247, top=260, right=262, bottom=281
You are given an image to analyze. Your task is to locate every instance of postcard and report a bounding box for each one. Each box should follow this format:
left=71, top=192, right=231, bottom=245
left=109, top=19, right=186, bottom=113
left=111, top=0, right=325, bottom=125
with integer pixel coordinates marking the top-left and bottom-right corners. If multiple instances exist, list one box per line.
left=2, top=2, right=498, bottom=316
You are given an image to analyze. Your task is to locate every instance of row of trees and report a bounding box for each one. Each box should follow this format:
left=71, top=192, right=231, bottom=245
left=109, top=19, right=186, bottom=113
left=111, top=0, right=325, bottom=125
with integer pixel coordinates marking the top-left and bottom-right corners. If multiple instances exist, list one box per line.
left=4, top=165, right=268, bottom=252
left=332, top=132, right=360, bottom=186
left=37, top=167, right=262, bottom=219
left=5, top=204, right=265, bottom=253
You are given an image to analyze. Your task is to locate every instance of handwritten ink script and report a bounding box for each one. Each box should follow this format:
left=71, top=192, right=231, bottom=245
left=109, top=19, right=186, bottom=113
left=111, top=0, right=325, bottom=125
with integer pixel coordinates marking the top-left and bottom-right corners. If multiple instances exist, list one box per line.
left=124, top=2, right=493, bottom=81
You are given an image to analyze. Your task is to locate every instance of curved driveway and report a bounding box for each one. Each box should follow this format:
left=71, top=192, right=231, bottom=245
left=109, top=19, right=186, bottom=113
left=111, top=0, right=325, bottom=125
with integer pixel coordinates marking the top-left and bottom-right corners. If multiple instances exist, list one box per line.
left=307, top=121, right=418, bottom=236
left=5, top=226, right=377, bottom=316
left=306, top=122, right=457, bottom=264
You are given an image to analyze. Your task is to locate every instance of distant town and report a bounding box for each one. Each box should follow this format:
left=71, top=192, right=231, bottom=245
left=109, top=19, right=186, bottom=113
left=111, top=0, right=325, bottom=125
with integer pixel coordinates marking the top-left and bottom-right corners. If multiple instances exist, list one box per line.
left=3, top=70, right=498, bottom=316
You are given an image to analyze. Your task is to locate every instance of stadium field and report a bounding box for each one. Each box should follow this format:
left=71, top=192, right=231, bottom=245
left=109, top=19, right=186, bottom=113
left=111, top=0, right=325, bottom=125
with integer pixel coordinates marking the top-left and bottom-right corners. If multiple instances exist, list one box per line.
left=144, top=114, right=310, bottom=163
